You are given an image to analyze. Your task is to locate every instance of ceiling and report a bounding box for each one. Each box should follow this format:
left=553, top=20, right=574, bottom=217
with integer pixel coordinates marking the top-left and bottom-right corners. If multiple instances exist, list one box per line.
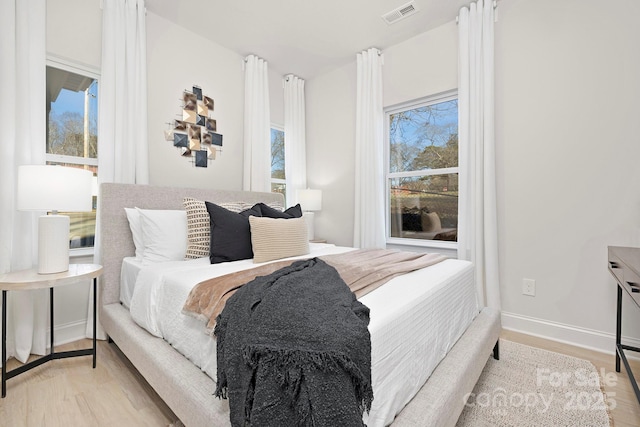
left=146, top=0, right=469, bottom=79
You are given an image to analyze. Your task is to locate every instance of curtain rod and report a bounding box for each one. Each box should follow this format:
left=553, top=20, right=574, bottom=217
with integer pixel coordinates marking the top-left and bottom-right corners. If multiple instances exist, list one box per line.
left=242, top=55, right=268, bottom=71
left=243, top=54, right=268, bottom=62
left=456, top=0, right=498, bottom=23
left=366, top=48, right=383, bottom=56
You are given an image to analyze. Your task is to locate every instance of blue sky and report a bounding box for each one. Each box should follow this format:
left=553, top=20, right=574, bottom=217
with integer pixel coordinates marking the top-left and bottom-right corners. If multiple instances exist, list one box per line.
left=53, top=89, right=85, bottom=115
left=391, top=100, right=458, bottom=148
left=51, top=83, right=98, bottom=118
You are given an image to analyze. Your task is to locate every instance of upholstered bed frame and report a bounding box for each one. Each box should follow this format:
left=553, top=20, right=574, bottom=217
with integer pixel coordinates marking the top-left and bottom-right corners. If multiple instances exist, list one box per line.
left=97, top=182, right=501, bottom=427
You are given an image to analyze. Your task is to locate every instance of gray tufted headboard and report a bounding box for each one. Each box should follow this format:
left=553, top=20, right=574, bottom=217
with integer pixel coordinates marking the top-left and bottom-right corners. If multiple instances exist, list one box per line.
left=97, top=183, right=284, bottom=306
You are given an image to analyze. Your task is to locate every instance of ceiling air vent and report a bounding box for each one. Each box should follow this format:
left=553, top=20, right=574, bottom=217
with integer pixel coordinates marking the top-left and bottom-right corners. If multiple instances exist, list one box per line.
left=382, top=1, right=419, bottom=25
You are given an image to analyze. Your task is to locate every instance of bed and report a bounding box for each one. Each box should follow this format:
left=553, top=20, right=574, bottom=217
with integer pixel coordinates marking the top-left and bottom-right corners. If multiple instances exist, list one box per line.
left=97, top=182, right=501, bottom=427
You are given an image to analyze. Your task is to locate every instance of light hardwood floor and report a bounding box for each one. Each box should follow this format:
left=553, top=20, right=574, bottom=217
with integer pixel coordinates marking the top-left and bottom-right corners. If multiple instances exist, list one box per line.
left=0, top=340, right=179, bottom=426
left=1, top=332, right=639, bottom=426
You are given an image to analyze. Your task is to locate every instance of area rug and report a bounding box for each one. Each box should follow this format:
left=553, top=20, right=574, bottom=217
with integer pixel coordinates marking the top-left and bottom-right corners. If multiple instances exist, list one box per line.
left=456, top=340, right=612, bottom=427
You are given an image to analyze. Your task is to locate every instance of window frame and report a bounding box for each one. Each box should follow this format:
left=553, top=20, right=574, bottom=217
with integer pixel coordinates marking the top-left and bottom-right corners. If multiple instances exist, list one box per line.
left=384, top=89, right=460, bottom=251
left=45, top=56, right=100, bottom=257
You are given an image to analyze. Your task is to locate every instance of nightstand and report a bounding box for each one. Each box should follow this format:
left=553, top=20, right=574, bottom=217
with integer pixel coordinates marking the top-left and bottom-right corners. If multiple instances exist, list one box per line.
left=0, top=263, right=102, bottom=397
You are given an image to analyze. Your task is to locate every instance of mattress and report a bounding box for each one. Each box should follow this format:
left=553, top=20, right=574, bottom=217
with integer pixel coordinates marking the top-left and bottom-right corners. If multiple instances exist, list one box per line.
left=120, top=257, right=142, bottom=308
left=120, top=256, right=209, bottom=309
left=125, top=243, right=478, bottom=427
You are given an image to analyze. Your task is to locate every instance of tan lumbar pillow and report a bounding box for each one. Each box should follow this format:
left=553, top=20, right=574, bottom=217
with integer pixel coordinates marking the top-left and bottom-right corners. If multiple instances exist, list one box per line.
left=249, top=216, right=309, bottom=263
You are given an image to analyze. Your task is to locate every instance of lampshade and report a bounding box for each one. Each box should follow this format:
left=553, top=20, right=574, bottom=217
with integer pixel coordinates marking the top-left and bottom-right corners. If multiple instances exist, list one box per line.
left=17, top=165, right=93, bottom=274
left=297, top=189, right=322, bottom=212
left=297, top=189, right=322, bottom=241
left=17, top=165, right=93, bottom=212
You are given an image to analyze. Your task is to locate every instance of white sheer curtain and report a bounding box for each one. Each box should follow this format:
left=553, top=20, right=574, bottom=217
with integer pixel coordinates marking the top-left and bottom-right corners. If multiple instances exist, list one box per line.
left=243, top=55, right=271, bottom=192
left=458, top=0, right=501, bottom=309
left=354, top=48, right=386, bottom=249
left=89, top=0, right=149, bottom=339
left=0, top=0, right=48, bottom=365
left=98, top=0, right=149, bottom=184
left=284, top=74, right=306, bottom=205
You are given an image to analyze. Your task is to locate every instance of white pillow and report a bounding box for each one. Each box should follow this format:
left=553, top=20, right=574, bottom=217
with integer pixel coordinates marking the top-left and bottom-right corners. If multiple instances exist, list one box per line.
left=124, top=208, right=144, bottom=259
left=136, top=208, right=188, bottom=264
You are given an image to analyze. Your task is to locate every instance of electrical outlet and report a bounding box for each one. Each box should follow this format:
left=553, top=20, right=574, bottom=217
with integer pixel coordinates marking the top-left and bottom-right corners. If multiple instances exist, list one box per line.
left=522, top=278, right=536, bottom=296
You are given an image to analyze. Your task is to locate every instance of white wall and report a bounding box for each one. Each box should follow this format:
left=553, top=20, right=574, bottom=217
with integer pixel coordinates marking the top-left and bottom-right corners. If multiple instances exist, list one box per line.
left=270, top=69, right=285, bottom=127
left=307, top=0, right=640, bottom=352
left=306, top=22, right=458, bottom=247
left=306, top=63, right=357, bottom=247
left=146, top=13, right=287, bottom=190
left=495, top=0, right=640, bottom=349
left=146, top=12, right=245, bottom=190
left=383, top=22, right=458, bottom=108
left=47, top=0, right=102, bottom=68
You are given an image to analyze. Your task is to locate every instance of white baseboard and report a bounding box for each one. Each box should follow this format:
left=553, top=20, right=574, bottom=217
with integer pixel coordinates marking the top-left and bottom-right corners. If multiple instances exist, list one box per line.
left=501, top=311, right=640, bottom=358
left=46, top=320, right=88, bottom=349
left=42, top=312, right=640, bottom=358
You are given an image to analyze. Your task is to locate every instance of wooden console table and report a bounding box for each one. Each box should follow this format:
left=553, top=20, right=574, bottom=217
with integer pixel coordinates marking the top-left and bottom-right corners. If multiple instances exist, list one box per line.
left=607, top=246, right=640, bottom=405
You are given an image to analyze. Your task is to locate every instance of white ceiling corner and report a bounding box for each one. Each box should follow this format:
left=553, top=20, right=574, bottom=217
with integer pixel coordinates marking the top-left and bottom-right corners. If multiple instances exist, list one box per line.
left=145, top=0, right=469, bottom=79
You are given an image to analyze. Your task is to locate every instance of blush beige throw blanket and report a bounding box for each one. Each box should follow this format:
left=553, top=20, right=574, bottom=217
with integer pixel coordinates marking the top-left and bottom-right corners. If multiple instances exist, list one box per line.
left=182, top=248, right=446, bottom=333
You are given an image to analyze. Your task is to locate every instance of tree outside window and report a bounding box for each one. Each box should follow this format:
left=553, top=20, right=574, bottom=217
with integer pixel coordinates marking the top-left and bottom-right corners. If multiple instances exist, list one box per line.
left=45, top=63, right=99, bottom=249
left=270, top=127, right=286, bottom=201
left=387, top=93, right=459, bottom=244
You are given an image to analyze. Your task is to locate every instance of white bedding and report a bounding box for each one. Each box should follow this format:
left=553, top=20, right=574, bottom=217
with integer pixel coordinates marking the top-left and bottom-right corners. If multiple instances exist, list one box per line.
left=120, top=256, right=143, bottom=308
left=126, top=243, right=478, bottom=427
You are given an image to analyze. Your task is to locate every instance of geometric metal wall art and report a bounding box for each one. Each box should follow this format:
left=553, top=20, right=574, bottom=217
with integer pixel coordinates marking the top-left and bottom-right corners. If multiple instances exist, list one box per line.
left=163, top=85, right=223, bottom=168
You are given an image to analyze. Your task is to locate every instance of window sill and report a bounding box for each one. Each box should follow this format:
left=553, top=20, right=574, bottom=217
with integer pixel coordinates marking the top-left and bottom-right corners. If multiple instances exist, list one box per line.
left=387, top=237, right=456, bottom=249
left=70, top=247, right=95, bottom=259
left=386, top=237, right=457, bottom=257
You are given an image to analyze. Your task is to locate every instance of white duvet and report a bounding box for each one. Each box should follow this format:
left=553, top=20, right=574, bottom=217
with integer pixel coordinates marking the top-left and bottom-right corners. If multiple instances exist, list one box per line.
left=126, top=243, right=479, bottom=427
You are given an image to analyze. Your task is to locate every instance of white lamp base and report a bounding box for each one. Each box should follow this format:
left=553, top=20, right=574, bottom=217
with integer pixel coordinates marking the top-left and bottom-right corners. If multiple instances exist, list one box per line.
left=38, top=214, right=70, bottom=274
left=302, top=211, right=315, bottom=241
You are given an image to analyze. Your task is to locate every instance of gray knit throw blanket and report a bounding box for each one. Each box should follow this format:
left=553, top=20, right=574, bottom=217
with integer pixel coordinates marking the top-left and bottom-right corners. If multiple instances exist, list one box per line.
left=214, top=258, right=373, bottom=427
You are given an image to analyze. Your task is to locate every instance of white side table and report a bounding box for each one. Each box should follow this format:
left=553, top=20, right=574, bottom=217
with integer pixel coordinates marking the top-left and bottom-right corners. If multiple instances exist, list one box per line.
left=0, top=263, right=102, bottom=397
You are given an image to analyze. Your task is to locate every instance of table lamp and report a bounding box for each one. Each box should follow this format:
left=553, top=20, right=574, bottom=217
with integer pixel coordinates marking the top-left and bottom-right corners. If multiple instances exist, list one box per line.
left=297, top=189, right=322, bottom=240
left=17, top=165, right=94, bottom=274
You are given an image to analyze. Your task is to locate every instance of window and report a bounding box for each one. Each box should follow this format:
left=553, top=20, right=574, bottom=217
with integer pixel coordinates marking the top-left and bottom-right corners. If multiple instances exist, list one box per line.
left=270, top=126, right=285, bottom=200
left=386, top=91, right=459, bottom=245
left=45, top=61, right=99, bottom=250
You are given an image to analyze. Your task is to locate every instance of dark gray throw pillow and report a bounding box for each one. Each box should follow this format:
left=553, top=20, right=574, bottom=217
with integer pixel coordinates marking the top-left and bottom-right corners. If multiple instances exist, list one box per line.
left=205, top=201, right=261, bottom=264
left=254, top=202, right=303, bottom=219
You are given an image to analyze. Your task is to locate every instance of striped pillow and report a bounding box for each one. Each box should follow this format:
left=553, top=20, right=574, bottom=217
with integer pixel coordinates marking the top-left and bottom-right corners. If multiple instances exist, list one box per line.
left=249, top=216, right=309, bottom=263
left=183, top=197, right=211, bottom=259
